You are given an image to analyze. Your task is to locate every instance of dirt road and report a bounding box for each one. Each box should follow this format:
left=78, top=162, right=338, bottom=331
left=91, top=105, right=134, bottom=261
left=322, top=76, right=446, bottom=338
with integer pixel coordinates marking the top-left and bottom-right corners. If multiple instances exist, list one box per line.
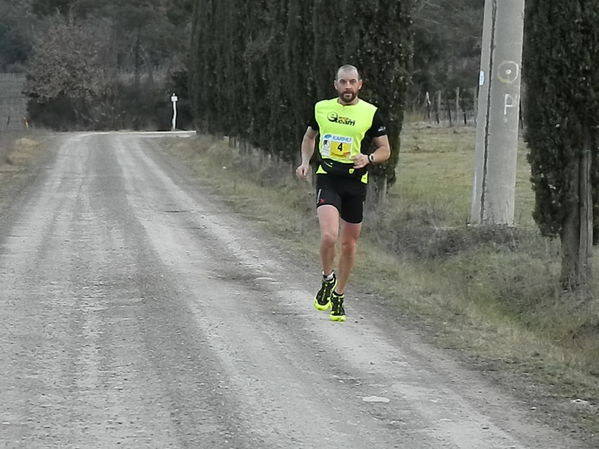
left=0, top=132, right=587, bottom=448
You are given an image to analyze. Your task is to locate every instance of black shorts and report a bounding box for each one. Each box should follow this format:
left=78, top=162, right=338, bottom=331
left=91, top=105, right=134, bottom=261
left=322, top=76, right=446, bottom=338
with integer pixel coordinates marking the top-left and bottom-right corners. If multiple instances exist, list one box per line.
left=315, top=174, right=367, bottom=224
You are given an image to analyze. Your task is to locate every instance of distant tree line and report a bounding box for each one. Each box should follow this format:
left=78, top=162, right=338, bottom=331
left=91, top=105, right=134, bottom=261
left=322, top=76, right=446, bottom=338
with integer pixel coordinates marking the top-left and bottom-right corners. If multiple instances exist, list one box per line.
left=0, top=1, right=483, bottom=133
left=411, top=0, right=483, bottom=103
left=0, top=0, right=193, bottom=130
left=189, top=0, right=413, bottom=194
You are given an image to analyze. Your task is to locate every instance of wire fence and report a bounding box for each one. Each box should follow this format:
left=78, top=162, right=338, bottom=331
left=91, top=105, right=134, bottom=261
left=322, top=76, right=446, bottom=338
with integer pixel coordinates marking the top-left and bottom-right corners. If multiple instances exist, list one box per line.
left=407, top=88, right=478, bottom=127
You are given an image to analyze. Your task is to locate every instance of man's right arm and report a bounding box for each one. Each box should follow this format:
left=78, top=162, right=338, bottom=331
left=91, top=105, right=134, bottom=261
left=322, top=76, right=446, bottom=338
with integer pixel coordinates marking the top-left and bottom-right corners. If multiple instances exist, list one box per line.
left=296, top=126, right=318, bottom=180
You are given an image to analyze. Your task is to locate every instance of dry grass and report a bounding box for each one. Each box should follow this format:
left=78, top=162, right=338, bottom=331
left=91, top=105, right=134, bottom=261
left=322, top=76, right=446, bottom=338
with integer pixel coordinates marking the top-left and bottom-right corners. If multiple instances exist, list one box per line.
left=5, top=137, right=41, bottom=165
left=0, top=132, right=50, bottom=215
left=163, top=127, right=599, bottom=441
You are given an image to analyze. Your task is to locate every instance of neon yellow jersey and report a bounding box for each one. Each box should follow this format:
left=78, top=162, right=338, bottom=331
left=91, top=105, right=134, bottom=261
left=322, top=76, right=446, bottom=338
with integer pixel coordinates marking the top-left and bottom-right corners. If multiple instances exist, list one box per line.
left=312, top=98, right=378, bottom=183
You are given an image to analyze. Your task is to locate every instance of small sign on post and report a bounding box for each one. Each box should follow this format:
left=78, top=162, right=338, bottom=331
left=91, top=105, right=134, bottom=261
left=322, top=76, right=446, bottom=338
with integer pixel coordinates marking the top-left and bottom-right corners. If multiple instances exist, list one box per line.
left=171, top=93, right=178, bottom=131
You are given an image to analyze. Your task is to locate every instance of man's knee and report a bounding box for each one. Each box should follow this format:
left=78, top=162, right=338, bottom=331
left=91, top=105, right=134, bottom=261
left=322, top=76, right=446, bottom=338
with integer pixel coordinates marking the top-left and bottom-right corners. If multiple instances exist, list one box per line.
left=341, top=238, right=357, bottom=254
left=321, top=230, right=338, bottom=247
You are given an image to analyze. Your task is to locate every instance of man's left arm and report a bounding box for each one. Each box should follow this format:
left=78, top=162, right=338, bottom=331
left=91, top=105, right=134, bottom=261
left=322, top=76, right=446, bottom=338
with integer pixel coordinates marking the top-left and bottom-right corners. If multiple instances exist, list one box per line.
left=368, top=135, right=390, bottom=164
left=352, top=110, right=391, bottom=168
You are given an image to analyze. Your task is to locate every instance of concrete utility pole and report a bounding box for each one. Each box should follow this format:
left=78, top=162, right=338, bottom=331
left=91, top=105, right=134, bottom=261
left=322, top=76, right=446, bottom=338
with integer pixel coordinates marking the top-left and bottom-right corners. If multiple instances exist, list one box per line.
left=470, top=0, right=525, bottom=225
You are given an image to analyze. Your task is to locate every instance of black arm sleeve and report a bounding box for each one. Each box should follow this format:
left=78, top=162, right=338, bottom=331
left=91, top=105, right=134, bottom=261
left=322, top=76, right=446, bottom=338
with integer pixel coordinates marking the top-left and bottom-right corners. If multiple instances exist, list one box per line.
left=365, top=110, right=387, bottom=138
left=307, top=109, right=319, bottom=131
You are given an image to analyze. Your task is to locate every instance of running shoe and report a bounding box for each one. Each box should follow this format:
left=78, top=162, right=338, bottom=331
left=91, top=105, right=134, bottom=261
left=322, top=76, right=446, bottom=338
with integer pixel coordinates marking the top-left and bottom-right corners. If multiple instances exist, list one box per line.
left=313, top=274, right=336, bottom=311
left=330, top=291, right=346, bottom=322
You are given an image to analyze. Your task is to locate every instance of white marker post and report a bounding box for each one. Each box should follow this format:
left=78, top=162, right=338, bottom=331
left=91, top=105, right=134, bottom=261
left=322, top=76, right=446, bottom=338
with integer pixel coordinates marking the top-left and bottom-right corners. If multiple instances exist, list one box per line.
left=171, top=93, right=178, bottom=131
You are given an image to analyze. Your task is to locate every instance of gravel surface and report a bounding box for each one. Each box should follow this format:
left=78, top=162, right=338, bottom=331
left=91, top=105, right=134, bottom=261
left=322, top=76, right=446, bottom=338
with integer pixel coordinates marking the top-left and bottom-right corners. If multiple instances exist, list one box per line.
left=0, top=132, right=589, bottom=448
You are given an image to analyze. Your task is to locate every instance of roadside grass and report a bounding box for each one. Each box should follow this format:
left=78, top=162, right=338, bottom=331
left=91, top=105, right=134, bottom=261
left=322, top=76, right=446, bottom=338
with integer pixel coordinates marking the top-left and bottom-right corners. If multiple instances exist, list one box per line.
left=0, top=131, right=47, bottom=212
left=5, top=137, right=41, bottom=165
left=0, top=130, right=50, bottom=168
left=164, top=126, right=599, bottom=439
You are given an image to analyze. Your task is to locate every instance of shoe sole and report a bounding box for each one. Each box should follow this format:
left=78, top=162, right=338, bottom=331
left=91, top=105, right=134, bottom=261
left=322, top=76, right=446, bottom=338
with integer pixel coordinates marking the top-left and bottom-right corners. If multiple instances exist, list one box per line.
left=313, top=297, right=331, bottom=311
left=330, top=314, right=346, bottom=322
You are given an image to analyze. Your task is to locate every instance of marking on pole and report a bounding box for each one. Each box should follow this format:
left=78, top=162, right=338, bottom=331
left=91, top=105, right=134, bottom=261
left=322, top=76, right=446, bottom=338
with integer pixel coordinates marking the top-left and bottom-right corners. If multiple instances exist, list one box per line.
left=497, top=61, right=520, bottom=83
left=504, top=93, right=519, bottom=117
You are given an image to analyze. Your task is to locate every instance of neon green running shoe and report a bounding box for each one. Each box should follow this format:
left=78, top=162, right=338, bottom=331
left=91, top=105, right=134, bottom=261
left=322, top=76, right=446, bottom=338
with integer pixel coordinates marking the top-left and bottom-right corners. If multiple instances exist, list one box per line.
left=330, top=291, right=346, bottom=322
left=313, top=274, right=336, bottom=311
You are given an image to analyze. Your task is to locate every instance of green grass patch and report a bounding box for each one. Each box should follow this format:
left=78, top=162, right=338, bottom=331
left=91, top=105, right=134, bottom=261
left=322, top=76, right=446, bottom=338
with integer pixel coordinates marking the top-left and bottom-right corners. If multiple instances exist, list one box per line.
left=398, top=125, right=535, bottom=226
left=163, top=127, right=599, bottom=441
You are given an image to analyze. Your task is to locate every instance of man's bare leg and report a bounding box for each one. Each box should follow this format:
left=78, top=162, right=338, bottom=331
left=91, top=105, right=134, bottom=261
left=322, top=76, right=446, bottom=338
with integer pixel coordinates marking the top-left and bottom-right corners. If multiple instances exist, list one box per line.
left=335, top=219, right=362, bottom=294
left=317, top=205, right=339, bottom=276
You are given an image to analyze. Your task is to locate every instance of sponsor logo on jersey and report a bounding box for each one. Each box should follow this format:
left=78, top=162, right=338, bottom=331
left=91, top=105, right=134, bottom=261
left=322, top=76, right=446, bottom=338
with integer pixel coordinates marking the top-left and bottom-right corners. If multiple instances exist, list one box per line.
left=327, top=111, right=356, bottom=126
left=323, top=134, right=352, bottom=143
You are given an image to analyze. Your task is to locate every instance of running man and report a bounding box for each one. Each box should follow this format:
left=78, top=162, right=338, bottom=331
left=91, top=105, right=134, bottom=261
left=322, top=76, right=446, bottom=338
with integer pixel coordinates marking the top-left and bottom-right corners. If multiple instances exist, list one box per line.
left=296, top=64, right=391, bottom=322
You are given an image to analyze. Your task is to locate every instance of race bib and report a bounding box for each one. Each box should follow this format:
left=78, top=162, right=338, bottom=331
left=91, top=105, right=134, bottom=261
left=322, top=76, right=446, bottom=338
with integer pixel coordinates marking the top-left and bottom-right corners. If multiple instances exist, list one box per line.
left=321, top=134, right=353, bottom=159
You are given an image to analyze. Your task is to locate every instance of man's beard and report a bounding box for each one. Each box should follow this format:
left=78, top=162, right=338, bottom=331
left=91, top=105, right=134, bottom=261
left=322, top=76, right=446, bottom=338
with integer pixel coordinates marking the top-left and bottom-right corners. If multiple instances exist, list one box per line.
left=339, top=90, right=356, bottom=104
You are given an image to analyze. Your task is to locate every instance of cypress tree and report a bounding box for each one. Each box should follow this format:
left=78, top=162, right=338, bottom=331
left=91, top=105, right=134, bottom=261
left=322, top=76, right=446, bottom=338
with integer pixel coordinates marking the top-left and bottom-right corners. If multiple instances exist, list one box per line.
left=349, top=0, right=413, bottom=201
left=188, top=0, right=201, bottom=129
left=189, top=0, right=214, bottom=133
left=243, top=2, right=271, bottom=151
left=523, top=0, right=599, bottom=292
left=225, top=0, right=249, bottom=141
left=189, top=1, right=413, bottom=195
left=311, top=0, right=343, bottom=100
left=263, top=0, right=289, bottom=160
left=211, top=0, right=231, bottom=135
left=284, top=0, right=316, bottom=165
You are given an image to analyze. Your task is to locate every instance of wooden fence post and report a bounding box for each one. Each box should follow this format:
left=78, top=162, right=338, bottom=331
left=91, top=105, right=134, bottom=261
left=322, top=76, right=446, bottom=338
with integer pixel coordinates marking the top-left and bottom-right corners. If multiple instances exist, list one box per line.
left=455, top=87, right=460, bottom=125
left=425, top=91, right=432, bottom=122
left=435, top=90, right=441, bottom=125
left=446, top=91, right=453, bottom=127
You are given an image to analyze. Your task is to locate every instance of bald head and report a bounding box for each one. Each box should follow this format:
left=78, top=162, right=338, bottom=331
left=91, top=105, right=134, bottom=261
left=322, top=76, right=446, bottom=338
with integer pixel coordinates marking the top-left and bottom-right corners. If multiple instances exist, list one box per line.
left=334, top=64, right=363, bottom=105
left=335, top=64, right=361, bottom=81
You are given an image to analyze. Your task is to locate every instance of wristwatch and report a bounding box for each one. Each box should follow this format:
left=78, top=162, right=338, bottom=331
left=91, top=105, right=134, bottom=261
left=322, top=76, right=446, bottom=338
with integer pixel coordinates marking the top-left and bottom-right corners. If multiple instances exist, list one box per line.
left=368, top=154, right=375, bottom=164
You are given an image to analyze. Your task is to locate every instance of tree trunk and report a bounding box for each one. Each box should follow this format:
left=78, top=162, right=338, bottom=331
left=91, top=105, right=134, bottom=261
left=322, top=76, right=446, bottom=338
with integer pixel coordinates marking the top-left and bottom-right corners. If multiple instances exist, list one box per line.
left=366, top=175, right=387, bottom=214
left=560, top=131, right=593, bottom=296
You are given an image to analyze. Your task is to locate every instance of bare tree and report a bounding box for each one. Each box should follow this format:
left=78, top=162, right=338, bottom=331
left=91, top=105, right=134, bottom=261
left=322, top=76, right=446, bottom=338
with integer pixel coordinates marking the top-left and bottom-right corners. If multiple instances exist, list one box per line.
left=24, top=15, right=114, bottom=126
